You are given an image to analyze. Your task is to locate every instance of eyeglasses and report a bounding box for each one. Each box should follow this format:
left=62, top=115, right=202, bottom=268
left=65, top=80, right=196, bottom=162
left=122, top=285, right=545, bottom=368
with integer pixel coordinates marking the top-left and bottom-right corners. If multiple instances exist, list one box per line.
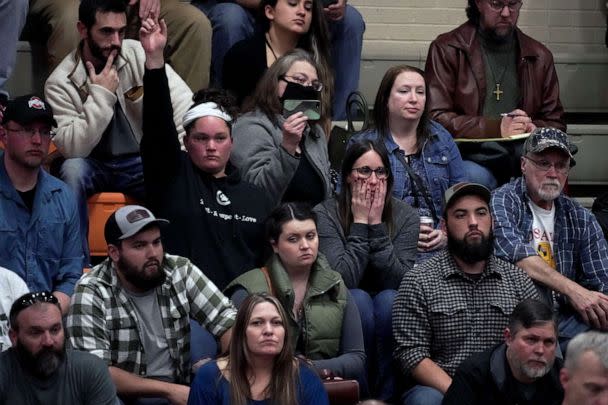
left=487, top=0, right=523, bottom=11
left=6, top=126, right=56, bottom=139
left=352, top=166, right=389, bottom=179
left=280, top=75, right=323, bottom=92
left=11, top=291, right=59, bottom=315
left=523, top=155, right=570, bottom=174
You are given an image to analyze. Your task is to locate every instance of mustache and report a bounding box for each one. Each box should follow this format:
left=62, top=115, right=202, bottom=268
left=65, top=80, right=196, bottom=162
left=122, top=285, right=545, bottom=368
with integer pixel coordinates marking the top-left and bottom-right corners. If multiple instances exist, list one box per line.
left=541, top=180, right=561, bottom=188
left=144, top=259, right=161, bottom=268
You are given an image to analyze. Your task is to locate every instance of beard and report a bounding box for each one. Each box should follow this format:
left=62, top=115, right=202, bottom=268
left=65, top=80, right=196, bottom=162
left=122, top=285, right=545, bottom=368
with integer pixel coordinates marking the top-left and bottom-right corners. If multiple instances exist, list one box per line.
left=15, top=340, right=65, bottom=379
left=448, top=230, right=494, bottom=264
left=86, top=35, right=121, bottom=69
left=507, top=347, right=554, bottom=380
left=536, top=180, right=562, bottom=202
left=118, top=255, right=166, bottom=291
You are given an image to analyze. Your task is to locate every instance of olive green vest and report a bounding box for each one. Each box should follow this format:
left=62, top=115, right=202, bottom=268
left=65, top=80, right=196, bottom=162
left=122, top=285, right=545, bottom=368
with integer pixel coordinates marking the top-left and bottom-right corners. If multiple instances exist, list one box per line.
left=227, top=253, right=347, bottom=360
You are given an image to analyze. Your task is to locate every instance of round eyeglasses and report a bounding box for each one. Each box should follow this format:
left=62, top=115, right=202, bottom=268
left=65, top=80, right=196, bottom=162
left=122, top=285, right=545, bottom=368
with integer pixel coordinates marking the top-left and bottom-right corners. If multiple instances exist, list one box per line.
left=280, top=75, right=323, bottom=92
left=351, top=166, right=389, bottom=179
left=487, top=0, right=522, bottom=12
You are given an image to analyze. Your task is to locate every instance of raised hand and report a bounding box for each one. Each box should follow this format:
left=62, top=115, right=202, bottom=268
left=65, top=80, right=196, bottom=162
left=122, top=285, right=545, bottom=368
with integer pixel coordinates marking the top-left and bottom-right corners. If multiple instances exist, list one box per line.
left=281, top=112, right=308, bottom=155
left=140, top=16, right=167, bottom=69
left=86, top=50, right=119, bottom=93
left=138, top=0, right=161, bottom=20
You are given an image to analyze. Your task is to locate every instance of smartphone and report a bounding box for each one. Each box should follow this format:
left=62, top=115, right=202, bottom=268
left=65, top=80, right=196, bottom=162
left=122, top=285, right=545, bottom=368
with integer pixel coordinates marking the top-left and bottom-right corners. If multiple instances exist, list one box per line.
left=322, top=0, right=338, bottom=6
left=282, top=99, right=321, bottom=121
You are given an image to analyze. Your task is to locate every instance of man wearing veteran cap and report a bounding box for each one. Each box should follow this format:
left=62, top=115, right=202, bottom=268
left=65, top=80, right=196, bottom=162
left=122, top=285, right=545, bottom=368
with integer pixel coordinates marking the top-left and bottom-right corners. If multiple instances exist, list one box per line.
left=0, top=94, right=83, bottom=315
left=66, top=204, right=236, bottom=404
left=392, top=182, right=539, bottom=405
left=492, top=127, right=608, bottom=349
left=140, top=15, right=273, bottom=290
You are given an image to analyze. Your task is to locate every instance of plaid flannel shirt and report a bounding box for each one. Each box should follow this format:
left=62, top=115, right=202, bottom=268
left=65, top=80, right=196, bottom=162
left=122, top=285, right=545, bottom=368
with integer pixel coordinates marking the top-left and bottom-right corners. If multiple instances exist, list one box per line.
left=66, top=254, right=236, bottom=383
left=492, top=177, right=608, bottom=300
left=392, top=249, right=539, bottom=377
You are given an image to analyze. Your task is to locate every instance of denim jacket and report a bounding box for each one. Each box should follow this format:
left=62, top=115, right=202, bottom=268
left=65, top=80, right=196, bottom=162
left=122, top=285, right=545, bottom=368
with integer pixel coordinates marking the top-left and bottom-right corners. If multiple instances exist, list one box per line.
left=0, top=152, right=83, bottom=295
left=348, top=121, right=467, bottom=223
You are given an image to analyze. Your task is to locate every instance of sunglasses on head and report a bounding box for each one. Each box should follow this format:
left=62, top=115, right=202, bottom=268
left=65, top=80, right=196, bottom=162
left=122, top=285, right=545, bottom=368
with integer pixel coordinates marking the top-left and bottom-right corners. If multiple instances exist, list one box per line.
left=10, top=291, right=59, bottom=319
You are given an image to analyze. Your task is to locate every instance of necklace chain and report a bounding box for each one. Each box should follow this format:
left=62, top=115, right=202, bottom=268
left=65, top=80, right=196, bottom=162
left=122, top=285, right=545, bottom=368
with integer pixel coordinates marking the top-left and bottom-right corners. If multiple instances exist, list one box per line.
left=265, top=34, right=278, bottom=63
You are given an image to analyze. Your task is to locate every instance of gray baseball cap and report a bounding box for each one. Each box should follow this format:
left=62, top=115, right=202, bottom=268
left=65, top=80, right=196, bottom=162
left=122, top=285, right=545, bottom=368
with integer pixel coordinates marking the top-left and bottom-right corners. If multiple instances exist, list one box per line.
left=444, top=182, right=491, bottom=213
left=104, top=205, right=169, bottom=245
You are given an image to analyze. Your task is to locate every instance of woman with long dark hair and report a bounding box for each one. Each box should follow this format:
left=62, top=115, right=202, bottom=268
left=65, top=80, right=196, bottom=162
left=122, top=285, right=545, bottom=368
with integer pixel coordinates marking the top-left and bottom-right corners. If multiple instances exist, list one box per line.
left=231, top=50, right=332, bottom=207
left=314, top=139, right=418, bottom=400
left=222, top=0, right=333, bottom=118
left=348, top=65, right=467, bottom=262
left=188, top=293, right=328, bottom=404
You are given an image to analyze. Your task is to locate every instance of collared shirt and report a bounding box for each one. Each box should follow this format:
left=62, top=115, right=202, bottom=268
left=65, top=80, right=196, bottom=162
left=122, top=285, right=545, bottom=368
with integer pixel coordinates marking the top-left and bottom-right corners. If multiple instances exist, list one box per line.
left=392, top=249, right=539, bottom=377
left=492, top=177, right=608, bottom=302
left=66, top=254, right=236, bottom=384
left=0, top=151, right=84, bottom=295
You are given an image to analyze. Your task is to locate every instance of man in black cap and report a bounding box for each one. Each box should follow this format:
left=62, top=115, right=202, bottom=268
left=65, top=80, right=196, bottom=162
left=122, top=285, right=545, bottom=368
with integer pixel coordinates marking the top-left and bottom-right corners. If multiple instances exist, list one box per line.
left=0, top=94, right=83, bottom=315
left=66, top=204, right=236, bottom=404
left=492, top=127, right=608, bottom=348
left=392, top=182, right=539, bottom=405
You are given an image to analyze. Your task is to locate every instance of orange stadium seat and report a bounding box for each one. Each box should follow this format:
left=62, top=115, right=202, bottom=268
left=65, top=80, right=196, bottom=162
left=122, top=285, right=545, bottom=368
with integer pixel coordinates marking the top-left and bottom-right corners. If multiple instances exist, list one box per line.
left=88, top=192, right=138, bottom=257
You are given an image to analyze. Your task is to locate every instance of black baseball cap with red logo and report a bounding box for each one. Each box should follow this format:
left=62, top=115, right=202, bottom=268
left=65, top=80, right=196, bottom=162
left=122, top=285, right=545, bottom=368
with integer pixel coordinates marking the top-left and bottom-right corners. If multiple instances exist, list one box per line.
left=2, top=94, right=57, bottom=127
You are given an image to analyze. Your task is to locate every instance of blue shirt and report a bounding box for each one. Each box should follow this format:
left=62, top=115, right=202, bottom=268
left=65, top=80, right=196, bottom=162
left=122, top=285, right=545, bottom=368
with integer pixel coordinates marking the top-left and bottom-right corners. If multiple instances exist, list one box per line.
left=0, top=151, right=83, bottom=295
left=491, top=177, right=608, bottom=304
left=187, top=361, right=330, bottom=405
left=348, top=120, right=467, bottom=224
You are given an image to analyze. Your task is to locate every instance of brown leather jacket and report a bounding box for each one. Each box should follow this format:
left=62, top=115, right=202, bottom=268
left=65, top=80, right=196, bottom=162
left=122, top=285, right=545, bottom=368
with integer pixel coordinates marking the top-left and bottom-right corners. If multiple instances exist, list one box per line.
left=425, top=22, right=566, bottom=139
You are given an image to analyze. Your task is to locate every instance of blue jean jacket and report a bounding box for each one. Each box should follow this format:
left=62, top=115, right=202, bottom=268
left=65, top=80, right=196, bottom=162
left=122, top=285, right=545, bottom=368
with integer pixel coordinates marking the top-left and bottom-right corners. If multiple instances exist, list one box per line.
left=349, top=121, right=467, bottom=223
left=0, top=152, right=83, bottom=295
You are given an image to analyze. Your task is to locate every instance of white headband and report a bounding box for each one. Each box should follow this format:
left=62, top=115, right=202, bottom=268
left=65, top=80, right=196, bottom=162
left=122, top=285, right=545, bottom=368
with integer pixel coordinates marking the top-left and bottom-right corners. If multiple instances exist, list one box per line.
left=182, top=102, right=232, bottom=128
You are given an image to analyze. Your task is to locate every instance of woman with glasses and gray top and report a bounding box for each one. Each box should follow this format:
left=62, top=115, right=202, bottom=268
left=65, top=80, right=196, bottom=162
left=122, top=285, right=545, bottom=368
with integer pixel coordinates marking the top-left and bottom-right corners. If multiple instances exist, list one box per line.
left=313, top=139, right=419, bottom=402
left=231, top=50, right=332, bottom=207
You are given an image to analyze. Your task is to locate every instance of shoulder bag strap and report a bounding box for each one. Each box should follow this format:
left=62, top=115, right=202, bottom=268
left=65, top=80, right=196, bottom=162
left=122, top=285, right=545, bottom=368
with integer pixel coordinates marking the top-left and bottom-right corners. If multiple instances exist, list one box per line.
left=394, top=151, right=439, bottom=223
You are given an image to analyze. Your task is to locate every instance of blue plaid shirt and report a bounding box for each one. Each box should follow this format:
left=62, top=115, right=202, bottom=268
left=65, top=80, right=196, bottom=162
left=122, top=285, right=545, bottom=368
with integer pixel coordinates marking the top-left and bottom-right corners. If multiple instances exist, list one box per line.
left=491, top=177, right=608, bottom=301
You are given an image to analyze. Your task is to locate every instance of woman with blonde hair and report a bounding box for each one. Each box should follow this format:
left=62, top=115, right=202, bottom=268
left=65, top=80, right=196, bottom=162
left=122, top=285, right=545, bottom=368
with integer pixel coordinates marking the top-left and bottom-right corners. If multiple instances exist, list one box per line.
left=188, top=293, right=328, bottom=404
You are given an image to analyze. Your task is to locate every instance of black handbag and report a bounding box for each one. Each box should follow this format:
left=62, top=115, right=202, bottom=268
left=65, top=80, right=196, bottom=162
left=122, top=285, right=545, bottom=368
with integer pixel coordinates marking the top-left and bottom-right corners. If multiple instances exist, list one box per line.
left=328, top=92, right=370, bottom=171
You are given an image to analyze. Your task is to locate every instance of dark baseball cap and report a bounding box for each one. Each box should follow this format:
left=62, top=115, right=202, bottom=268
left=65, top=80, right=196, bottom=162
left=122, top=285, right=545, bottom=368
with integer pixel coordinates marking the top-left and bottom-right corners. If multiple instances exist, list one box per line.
left=523, top=127, right=574, bottom=160
left=444, top=182, right=491, bottom=213
left=2, top=95, right=57, bottom=127
left=104, top=205, right=169, bottom=245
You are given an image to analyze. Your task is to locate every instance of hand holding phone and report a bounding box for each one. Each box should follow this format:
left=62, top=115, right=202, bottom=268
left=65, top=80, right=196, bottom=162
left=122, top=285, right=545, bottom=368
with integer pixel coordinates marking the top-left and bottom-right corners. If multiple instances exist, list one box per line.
left=282, top=99, right=321, bottom=121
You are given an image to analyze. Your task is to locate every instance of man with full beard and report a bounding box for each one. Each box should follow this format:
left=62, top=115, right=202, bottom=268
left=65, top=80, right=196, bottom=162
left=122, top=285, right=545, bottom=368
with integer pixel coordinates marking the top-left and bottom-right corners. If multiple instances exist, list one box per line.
left=444, top=298, right=563, bottom=405
left=0, top=291, right=116, bottom=404
left=392, top=182, right=539, bottom=405
left=492, top=128, right=608, bottom=350
left=66, top=205, right=236, bottom=405
left=44, top=0, right=193, bottom=263
left=424, top=0, right=565, bottom=188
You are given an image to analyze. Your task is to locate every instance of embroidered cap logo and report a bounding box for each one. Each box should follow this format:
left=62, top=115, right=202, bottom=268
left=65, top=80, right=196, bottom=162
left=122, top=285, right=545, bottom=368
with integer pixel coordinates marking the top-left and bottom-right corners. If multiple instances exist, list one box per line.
left=126, top=209, right=151, bottom=223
